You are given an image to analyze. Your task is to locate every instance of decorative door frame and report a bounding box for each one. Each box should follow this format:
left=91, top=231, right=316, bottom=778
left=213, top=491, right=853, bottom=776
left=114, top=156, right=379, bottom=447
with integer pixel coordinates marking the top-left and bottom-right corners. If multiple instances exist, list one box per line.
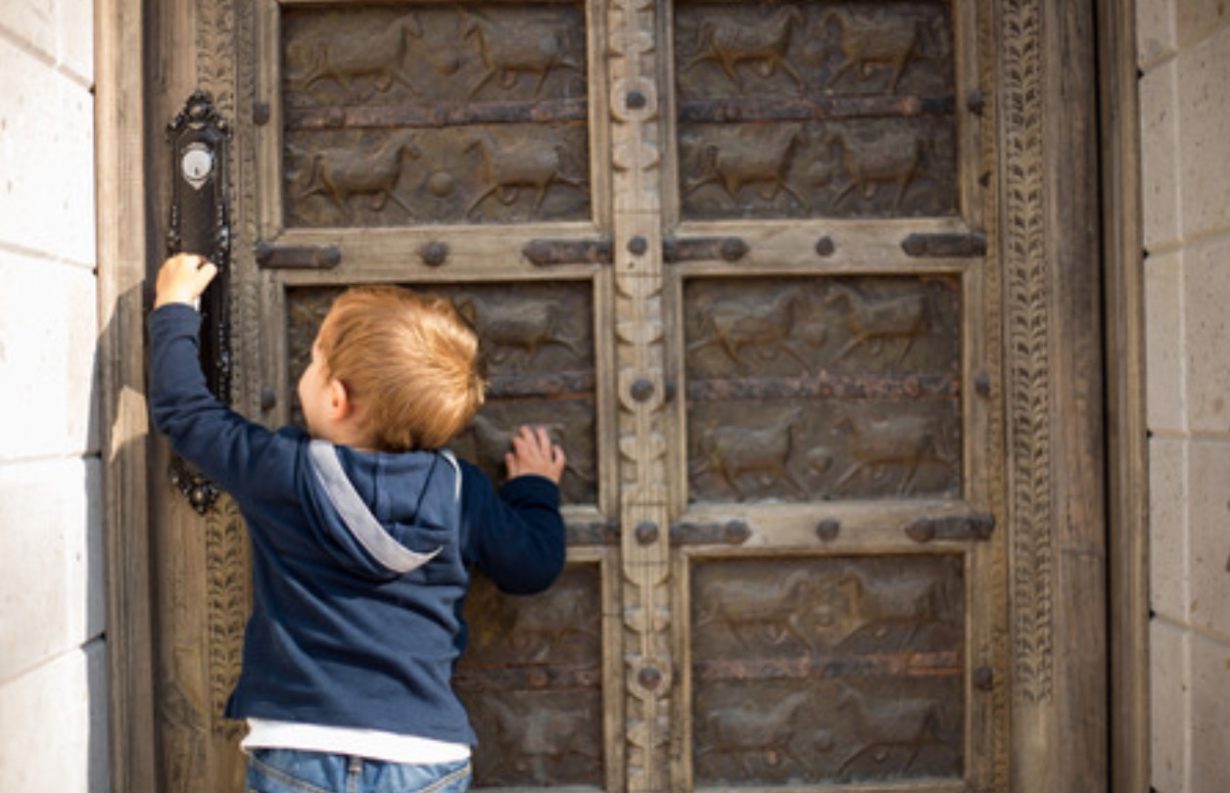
left=93, top=0, right=1149, bottom=790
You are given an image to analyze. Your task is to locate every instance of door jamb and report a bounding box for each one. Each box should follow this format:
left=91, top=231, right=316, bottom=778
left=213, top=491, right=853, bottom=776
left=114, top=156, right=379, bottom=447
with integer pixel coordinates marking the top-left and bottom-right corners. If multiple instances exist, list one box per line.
left=96, top=0, right=158, bottom=790
left=1096, top=0, right=1150, bottom=790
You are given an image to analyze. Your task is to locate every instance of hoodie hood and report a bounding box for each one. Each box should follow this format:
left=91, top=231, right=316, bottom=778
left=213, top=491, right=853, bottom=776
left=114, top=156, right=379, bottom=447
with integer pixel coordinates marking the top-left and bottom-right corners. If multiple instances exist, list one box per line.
left=304, top=440, right=461, bottom=580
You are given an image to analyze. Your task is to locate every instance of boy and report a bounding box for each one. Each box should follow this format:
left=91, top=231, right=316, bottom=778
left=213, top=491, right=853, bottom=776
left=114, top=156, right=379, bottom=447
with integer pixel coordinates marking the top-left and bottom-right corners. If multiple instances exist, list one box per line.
left=149, top=253, right=567, bottom=793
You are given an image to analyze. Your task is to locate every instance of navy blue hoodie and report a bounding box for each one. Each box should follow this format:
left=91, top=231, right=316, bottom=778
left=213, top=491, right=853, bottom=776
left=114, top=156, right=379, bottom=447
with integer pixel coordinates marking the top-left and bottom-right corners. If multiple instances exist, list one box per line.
left=148, top=303, right=565, bottom=744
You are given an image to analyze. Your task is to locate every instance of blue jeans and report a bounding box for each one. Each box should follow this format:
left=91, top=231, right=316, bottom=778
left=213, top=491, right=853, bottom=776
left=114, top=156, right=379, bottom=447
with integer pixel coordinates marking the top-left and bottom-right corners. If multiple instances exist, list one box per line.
left=246, top=749, right=472, bottom=793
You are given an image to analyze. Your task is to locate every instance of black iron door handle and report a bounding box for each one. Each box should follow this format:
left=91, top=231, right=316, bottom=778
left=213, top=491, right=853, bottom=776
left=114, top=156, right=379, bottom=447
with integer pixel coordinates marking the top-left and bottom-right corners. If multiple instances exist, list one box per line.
left=165, top=90, right=233, bottom=514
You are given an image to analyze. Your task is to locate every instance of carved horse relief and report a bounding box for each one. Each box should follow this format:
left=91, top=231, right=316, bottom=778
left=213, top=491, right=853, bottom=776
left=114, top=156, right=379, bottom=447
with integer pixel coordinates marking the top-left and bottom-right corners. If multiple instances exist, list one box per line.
left=290, top=131, right=420, bottom=220
left=684, top=124, right=808, bottom=210
left=481, top=694, right=602, bottom=784
left=686, top=287, right=818, bottom=372
left=695, top=568, right=820, bottom=649
left=696, top=690, right=822, bottom=776
left=825, top=281, right=929, bottom=363
left=815, top=128, right=926, bottom=211
left=833, top=683, right=956, bottom=778
left=820, top=10, right=928, bottom=93
left=463, top=129, right=587, bottom=218
left=455, top=292, right=582, bottom=362
left=690, top=408, right=809, bottom=500
left=290, top=12, right=424, bottom=100
left=827, top=570, right=961, bottom=652
left=457, top=8, right=584, bottom=99
left=831, top=413, right=956, bottom=496
left=682, top=4, right=806, bottom=90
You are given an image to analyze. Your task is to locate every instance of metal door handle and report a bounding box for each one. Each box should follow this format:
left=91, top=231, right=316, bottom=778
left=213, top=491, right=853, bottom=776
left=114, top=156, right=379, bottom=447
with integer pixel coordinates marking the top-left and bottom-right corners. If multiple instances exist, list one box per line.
left=165, top=90, right=233, bottom=514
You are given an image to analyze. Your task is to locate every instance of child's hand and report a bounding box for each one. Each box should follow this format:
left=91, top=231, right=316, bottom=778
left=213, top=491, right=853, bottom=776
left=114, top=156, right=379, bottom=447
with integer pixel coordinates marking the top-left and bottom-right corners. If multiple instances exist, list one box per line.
left=505, top=425, right=566, bottom=484
left=155, top=253, right=218, bottom=309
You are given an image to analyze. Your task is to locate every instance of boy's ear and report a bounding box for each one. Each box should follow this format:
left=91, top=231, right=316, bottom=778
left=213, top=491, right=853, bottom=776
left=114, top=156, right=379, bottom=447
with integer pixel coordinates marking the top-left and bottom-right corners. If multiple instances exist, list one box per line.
left=327, top=377, right=353, bottom=420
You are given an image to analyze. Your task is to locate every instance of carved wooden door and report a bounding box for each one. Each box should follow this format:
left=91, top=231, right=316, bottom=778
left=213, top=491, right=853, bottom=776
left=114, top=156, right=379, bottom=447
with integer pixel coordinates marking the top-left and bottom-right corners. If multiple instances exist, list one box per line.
left=147, top=0, right=1104, bottom=791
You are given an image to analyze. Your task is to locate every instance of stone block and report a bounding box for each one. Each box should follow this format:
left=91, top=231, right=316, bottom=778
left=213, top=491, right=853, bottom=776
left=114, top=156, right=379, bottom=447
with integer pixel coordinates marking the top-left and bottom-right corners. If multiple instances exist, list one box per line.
left=1176, top=0, right=1230, bottom=49
left=0, top=253, right=99, bottom=461
left=1150, top=619, right=1189, bottom=793
left=1182, top=236, right=1230, bottom=432
left=1186, top=440, right=1230, bottom=638
left=1, top=0, right=57, bottom=65
left=1140, top=60, right=1181, bottom=251
left=58, top=0, right=94, bottom=85
left=1150, top=437, right=1188, bottom=621
left=0, top=458, right=104, bottom=683
left=1146, top=251, right=1186, bottom=432
left=0, top=642, right=109, bottom=793
left=1189, top=631, right=1230, bottom=791
left=1178, top=24, right=1230, bottom=241
left=0, top=36, right=96, bottom=266
left=1137, top=0, right=1177, bottom=69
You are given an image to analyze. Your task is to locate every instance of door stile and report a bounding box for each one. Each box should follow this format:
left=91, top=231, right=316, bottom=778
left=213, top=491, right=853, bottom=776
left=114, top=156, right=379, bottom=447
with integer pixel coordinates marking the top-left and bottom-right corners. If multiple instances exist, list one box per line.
left=604, top=0, right=674, bottom=788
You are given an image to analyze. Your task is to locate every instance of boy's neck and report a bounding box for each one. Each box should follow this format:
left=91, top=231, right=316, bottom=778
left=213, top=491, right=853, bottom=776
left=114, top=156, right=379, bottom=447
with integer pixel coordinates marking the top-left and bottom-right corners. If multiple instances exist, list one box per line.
left=313, top=422, right=379, bottom=452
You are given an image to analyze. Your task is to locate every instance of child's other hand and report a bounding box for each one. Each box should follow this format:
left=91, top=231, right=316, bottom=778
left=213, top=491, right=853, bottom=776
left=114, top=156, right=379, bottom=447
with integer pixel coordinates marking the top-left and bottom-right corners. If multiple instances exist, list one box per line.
left=505, top=425, right=566, bottom=484
left=155, top=253, right=218, bottom=309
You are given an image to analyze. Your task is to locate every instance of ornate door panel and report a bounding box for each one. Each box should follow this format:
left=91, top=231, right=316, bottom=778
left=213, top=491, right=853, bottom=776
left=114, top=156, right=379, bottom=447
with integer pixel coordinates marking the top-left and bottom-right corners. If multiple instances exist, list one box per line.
left=147, top=0, right=1105, bottom=791
left=663, top=2, right=999, bottom=790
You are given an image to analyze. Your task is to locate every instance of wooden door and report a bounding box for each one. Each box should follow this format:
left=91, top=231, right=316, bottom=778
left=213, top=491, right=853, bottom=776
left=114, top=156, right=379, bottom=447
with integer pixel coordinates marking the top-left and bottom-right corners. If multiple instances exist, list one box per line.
left=146, top=1, right=1105, bottom=792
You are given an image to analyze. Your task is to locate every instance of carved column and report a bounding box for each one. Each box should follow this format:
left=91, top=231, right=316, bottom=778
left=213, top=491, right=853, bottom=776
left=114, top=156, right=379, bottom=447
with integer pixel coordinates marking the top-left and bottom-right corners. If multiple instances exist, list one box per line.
left=606, top=0, right=672, bottom=789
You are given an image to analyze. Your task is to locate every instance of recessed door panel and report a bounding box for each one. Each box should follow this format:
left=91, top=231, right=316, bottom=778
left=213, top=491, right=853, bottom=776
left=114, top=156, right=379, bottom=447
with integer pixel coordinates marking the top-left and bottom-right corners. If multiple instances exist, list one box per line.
left=281, top=3, right=591, bottom=227
left=690, top=555, right=964, bottom=786
left=673, top=0, right=958, bottom=220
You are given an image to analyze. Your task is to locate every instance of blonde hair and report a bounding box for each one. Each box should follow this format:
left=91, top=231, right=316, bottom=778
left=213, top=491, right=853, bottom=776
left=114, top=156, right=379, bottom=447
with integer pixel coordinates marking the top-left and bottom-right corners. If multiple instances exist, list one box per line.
left=316, top=285, right=485, bottom=451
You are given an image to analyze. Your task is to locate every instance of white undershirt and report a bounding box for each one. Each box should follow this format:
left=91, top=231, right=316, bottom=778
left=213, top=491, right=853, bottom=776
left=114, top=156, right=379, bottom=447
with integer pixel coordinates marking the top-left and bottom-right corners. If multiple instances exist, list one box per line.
left=242, top=719, right=471, bottom=764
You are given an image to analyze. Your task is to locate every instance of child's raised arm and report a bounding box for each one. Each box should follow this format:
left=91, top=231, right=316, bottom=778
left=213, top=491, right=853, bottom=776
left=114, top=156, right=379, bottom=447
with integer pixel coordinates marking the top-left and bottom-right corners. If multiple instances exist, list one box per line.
left=148, top=254, right=300, bottom=502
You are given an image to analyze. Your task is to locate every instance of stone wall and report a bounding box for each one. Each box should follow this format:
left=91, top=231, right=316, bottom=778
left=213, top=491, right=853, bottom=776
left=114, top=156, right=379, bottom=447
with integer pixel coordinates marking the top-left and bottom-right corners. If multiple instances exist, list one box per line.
left=1138, top=2, right=1230, bottom=791
left=0, top=3, right=109, bottom=792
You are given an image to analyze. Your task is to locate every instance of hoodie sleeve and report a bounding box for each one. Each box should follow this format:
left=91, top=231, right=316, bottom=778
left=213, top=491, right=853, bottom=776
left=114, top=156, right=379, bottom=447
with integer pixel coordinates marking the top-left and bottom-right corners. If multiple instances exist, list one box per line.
left=147, top=303, right=300, bottom=502
left=459, top=461, right=565, bottom=594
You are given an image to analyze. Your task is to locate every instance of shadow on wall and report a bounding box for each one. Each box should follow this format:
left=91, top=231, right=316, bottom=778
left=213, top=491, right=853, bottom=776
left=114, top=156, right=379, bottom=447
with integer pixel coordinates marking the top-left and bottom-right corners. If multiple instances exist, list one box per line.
left=94, top=279, right=154, bottom=792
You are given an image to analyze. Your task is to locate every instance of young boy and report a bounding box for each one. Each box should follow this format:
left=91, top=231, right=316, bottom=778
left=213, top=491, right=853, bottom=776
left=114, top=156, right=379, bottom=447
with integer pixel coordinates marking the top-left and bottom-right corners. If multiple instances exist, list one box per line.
left=149, top=253, right=567, bottom=793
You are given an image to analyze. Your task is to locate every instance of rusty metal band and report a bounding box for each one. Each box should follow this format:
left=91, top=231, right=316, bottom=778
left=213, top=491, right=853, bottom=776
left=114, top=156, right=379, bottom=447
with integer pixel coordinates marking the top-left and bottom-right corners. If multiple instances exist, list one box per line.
left=686, top=373, right=961, bottom=402
left=285, top=98, right=589, bottom=131
left=454, top=663, right=603, bottom=692
left=692, top=651, right=961, bottom=682
left=677, top=93, right=956, bottom=124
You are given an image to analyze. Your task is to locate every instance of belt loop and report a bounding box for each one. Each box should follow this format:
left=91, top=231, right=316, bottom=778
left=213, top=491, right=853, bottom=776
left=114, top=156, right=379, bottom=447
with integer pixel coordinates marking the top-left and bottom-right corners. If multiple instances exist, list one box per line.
left=347, top=754, right=362, bottom=790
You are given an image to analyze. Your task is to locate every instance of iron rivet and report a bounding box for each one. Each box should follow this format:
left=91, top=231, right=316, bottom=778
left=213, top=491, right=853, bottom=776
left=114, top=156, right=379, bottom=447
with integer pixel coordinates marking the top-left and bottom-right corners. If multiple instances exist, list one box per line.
left=253, top=101, right=271, bottom=126
left=974, top=372, right=991, bottom=397
left=637, top=666, right=662, bottom=690
left=816, top=519, right=841, bottom=542
left=626, top=90, right=647, bottom=110
left=902, top=234, right=927, bottom=256
left=627, top=235, right=648, bottom=256
left=259, top=387, right=277, bottom=412
left=906, top=519, right=936, bottom=543
left=630, top=377, right=655, bottom=402
left=635, top=521, right=659, bottom=544
left=814, top=236, right=835, bottom=257
left=967, top=90, right=986, bottom=116
left=719, top=238, right=748, bottom=262
left=974, top=665, right=994, bottom=691
left=420, top=241, right=449, bottom=267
